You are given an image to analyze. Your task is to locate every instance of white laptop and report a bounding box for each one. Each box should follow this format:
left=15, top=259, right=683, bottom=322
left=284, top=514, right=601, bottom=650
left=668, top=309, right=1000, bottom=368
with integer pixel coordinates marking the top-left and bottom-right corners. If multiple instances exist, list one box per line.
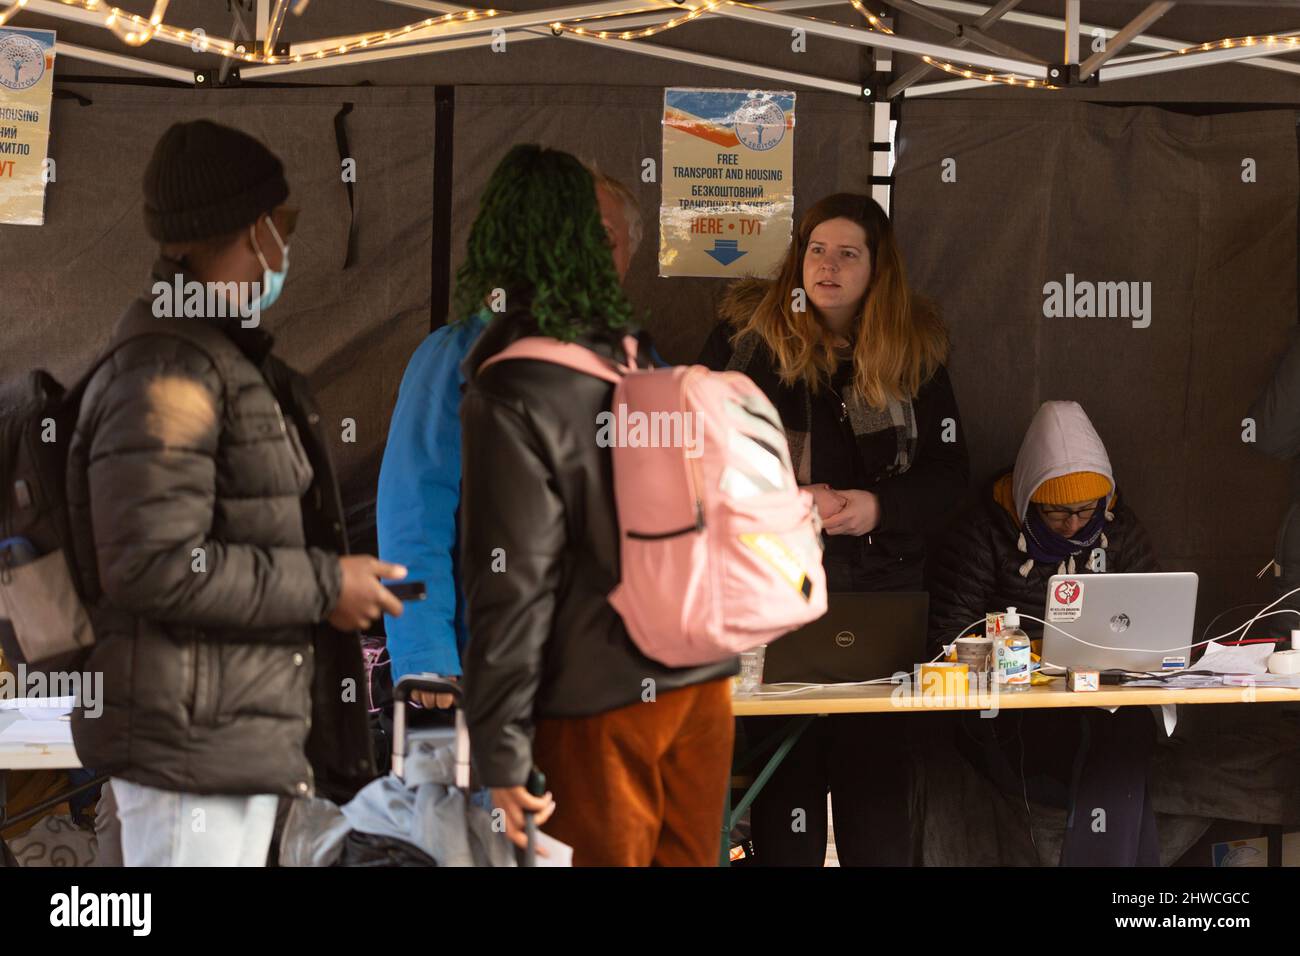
left=1040, top=572, right=1199, bottom=672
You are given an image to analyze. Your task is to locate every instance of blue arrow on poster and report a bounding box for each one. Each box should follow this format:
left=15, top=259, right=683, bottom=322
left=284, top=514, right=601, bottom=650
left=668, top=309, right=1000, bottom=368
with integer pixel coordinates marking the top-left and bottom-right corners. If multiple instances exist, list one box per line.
left=705, top=239, right=747, bottom=266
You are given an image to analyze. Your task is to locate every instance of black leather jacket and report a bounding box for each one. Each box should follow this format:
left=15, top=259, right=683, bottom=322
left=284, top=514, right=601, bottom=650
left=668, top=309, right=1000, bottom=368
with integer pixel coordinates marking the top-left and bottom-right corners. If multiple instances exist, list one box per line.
left=458, top=314, right=738, bottom=787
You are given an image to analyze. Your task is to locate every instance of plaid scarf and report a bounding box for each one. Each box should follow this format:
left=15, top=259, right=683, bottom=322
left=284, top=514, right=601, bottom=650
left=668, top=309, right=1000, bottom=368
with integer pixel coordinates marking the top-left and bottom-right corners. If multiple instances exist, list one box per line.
left=724, top=331, right=917, bottom=486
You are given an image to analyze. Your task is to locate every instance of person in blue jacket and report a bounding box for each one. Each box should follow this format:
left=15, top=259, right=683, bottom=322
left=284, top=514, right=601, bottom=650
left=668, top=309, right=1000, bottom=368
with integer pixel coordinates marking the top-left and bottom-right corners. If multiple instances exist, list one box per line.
left=377, top=159, right=641, bottom=708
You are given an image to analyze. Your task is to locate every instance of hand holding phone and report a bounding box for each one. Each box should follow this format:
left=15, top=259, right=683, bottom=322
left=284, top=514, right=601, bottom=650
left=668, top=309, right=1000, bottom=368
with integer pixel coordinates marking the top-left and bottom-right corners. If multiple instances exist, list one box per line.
left=385, top=581, right=427, bottom=602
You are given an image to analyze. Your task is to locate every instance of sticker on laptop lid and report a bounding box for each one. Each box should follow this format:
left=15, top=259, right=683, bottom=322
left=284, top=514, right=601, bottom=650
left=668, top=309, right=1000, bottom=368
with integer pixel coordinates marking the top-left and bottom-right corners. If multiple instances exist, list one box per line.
left=1047, top=579, right=1084, bottom=623
left=1161, top=656, right=1187, bottom=670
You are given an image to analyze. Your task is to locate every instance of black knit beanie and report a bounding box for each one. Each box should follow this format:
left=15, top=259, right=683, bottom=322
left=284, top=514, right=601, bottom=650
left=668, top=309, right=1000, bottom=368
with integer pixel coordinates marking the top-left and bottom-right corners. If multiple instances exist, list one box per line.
left=143, top=120, right=289, bottom=243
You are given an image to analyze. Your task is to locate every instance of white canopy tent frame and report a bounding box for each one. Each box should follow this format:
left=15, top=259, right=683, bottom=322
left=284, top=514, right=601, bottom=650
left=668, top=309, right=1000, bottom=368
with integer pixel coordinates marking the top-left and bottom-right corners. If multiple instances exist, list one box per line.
left=905, top=0, right=1300, bottom=95
left=292, top=0, right=821, bottom=55
left=887, top=0, right=1024, bottom=95
left=871, top=0, right=1044, bottom=63
left=262, top=0, right=867, bottom=94
left=1077, top=0, right=1175, bottom=79
left=1, top=0, right=1299, bottom=99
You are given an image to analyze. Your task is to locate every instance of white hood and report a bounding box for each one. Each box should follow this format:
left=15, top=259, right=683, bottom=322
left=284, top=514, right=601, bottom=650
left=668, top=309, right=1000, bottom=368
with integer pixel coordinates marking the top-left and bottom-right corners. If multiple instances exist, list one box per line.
left=1011, top=401, right=1114, bottom=524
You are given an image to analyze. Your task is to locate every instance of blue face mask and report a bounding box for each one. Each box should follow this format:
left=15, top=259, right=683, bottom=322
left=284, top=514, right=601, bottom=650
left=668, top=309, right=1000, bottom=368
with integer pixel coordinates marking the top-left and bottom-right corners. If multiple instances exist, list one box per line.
left=251, top=218, right=290, bottom=311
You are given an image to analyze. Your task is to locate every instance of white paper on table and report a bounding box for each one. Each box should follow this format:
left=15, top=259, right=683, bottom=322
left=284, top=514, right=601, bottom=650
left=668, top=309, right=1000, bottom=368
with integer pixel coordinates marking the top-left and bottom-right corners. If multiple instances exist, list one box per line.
left=1196, top=641, right=1275, bottom=675
left=0, top=696, right=75, bottom=715
left=532, top=830, right=574, bottom=867
left=1160, top=704, right=1177, bottom=737
left=1222, top=673, right=1300, bottom=688
left=19, top=708, right=71, bottom=721
left=0, top=718, right=74, bottom=745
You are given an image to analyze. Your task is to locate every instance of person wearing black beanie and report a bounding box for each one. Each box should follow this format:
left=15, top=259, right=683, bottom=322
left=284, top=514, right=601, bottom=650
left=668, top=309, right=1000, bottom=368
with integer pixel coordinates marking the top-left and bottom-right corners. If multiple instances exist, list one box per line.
left=67, top=120, right=405, bottom=866
left=141, top=119, right=296, bottom=322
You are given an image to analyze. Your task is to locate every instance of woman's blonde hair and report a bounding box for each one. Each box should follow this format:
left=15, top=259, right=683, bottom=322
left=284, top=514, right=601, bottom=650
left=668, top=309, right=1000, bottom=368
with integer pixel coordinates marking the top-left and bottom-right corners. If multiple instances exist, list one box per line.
left=728, top=193, right=948, bottom=408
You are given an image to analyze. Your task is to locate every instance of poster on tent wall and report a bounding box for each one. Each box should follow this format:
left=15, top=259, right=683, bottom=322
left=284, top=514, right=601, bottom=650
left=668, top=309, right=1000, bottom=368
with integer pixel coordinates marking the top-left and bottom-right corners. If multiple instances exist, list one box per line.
left=659, top=88, right=795, bottom=278
left=0, top=26, right=56, bottom=226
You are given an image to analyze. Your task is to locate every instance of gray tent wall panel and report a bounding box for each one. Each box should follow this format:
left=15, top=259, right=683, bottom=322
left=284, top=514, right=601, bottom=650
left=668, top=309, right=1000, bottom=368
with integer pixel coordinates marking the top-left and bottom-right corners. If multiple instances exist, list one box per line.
left=450, top=84, right=875, bottom=364
left=0, top=85, right=436, bottom=500
left=893, top=98, right=1298, bottom=627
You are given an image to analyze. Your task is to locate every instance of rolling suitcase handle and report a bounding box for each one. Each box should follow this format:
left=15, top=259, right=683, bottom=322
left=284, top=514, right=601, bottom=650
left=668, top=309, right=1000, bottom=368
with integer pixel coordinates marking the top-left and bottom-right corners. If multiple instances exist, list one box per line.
left=392, top=674, right=470, bottom=788
left=523, top=766, right=547, bottom=867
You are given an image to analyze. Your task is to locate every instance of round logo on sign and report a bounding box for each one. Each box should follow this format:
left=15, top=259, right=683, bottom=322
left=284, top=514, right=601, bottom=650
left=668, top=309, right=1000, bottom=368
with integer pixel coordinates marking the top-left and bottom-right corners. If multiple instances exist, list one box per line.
left=1108, top=613, right=1131, bottom=633
left=834, top=630, right=855, bottom=648
left=733, top=98, right=786, bottom=152
left=1053, top=580, right=1082, bottom=605
left=0, top=35, right=47, bottom=91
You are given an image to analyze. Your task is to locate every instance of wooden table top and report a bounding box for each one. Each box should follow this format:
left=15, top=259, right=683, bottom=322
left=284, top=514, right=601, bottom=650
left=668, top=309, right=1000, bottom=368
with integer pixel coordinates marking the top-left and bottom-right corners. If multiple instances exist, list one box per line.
left=731, top=678, right=1300, bottom=716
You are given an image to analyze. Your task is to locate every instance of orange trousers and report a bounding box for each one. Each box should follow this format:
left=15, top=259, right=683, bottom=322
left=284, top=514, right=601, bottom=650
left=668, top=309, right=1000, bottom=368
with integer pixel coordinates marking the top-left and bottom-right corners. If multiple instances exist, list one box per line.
left=531, top=678, right=735, bottom=867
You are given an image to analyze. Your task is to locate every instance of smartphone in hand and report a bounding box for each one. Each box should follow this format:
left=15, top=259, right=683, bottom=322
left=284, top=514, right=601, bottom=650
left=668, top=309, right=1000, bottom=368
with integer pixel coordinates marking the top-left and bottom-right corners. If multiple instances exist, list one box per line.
left=385, top=580, right=427, bottom=602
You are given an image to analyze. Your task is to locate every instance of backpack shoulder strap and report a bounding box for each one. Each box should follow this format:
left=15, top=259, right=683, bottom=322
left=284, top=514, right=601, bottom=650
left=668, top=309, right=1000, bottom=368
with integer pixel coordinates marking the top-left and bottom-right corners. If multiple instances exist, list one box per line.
left=478, top=335, right=637, bottom=385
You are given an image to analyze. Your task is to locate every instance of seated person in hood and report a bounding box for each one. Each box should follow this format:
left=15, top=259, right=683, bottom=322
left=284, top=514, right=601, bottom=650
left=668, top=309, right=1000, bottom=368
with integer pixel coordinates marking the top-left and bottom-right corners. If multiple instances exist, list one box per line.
left=927, top=400, right=1162, bottom=867
left=929, top=400, right=1157, bottom=652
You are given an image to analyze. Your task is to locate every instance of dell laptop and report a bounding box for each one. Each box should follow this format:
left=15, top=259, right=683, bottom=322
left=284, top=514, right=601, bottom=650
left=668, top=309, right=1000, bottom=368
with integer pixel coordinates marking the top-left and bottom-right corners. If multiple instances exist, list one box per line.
left=762, top=591, right=930, bottom=685
left=1040, top=571, right=1198, bottom=672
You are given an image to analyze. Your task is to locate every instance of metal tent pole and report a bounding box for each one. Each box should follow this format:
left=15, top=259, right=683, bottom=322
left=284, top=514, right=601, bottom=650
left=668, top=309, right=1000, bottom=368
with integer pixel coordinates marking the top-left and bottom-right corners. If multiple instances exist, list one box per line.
left=57, top=39, right=196, bottom=82
left=915, top=0, right=1300, bottom=78
left=1101, top=34, right=1300, bottom=82
left=712, top=2, right=1049, bottom=79
left=872, top=15, right=894, bottom=213
left=1063, top=0, right=1079, bottom=65
left=1077, top=1, right=1174, bottom=81
left=888, top=0, right=1027, bottom=97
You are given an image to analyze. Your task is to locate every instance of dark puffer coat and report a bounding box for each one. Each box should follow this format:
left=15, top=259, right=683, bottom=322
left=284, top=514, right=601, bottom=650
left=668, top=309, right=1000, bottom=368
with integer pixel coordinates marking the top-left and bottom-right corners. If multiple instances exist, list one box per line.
left=927, top=476, right=1159, bottom=651
left=67, top=260, right=374, bottom=801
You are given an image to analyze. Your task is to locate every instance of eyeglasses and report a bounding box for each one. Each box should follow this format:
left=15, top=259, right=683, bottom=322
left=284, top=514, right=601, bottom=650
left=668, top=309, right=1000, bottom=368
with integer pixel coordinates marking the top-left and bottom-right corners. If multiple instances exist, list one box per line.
left=1038, top=505, right=1098, bottom=523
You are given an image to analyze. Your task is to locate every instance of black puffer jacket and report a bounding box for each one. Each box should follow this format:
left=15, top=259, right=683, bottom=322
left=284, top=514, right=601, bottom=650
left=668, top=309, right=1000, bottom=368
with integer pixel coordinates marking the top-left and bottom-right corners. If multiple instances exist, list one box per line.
left=67, top=260, right=374, bottom=801
left=458, top=314, right=738, bottom=788
left=927, top=477, right=1159, bottom=651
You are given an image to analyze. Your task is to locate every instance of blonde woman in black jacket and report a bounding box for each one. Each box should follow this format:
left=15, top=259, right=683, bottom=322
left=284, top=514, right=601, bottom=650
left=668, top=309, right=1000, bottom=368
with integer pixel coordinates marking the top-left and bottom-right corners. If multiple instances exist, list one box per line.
left=699, top=193, right=969, bottom=866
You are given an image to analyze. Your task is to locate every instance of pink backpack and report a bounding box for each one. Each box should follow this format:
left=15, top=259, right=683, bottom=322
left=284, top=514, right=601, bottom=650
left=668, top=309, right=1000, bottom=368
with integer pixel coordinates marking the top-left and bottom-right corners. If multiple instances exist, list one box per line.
left=479, top=335, right=827, bottom=667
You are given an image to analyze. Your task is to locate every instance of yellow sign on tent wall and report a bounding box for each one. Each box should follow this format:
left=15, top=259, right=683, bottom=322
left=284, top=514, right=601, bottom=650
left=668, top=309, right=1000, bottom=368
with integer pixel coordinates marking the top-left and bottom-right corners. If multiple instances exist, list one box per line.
left=659, top=88, right=795, bottom=279
left=0, top=26, right=56, bottom=226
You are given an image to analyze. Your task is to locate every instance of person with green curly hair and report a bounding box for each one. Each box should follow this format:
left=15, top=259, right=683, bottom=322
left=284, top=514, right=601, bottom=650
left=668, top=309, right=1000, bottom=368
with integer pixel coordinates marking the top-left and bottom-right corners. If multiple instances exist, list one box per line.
left=451, top=143, right=634, bottom=338
left=377, top=144, right=642, bottom=708
left=456, top=156, right=739, bottom=868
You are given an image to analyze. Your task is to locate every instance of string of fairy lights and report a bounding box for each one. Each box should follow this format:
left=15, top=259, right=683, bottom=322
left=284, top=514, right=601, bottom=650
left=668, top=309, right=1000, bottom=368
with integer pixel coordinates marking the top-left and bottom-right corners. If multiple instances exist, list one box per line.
left=0, top=0, right=27, bottom=28
left=3, top=0, right=1299, bottom=83
left=843, top=0, right=1053, bottom=88
left=5, top=0, right=505, bottom=63
left=913, top=27, right=1300, bottom=89
left=548, top=1, right=714, bottom=40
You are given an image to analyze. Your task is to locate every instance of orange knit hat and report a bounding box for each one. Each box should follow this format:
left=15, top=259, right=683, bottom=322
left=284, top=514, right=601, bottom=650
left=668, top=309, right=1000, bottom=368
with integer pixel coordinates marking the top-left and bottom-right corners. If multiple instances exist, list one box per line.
left=1030, top=471, right=1113, bottom=506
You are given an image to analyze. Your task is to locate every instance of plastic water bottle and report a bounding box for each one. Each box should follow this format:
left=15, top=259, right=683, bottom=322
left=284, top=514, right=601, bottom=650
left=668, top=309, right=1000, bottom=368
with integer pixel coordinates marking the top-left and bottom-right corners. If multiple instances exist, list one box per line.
left=995, top=607, right=1031, bottom=692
